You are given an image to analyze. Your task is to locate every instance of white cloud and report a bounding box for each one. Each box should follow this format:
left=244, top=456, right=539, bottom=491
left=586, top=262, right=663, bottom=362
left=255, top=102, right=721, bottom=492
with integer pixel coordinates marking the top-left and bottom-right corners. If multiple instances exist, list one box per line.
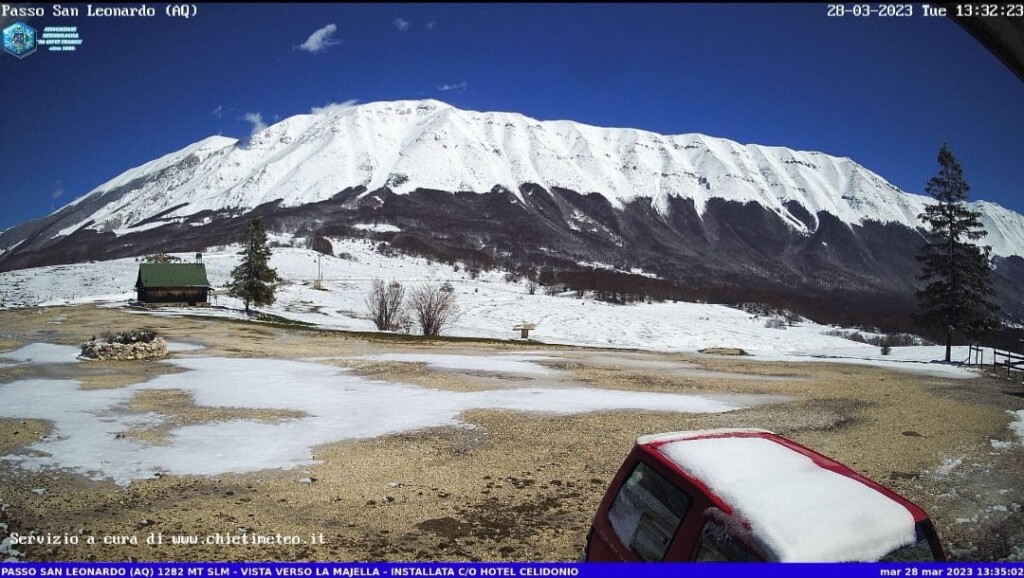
left=51, top=181, right=64, bottom=200
left=310, top=100, right=359, bottom=115
left=392, top=18, right=410, bottom=32
left=437, top=81, right=467, bottom=92
left=211, top=105, right=223, bottom=118
left=243, top=112, right=267, bottom=135
left=426, top=21, right=436, bottom=30
left=296, top=23, right=340, bottom=54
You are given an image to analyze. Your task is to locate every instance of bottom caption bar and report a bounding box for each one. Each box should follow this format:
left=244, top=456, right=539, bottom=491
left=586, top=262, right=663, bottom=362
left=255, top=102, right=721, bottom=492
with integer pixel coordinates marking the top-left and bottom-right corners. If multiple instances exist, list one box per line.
left=1, top=563, right=1023, bottom=578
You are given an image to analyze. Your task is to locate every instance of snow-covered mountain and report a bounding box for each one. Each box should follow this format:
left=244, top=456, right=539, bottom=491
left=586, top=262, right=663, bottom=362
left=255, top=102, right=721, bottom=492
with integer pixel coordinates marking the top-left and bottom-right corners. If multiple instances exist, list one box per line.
left=2, top=99, right=1023, bottom=322
left=12, top=99, right=1024, bottom=253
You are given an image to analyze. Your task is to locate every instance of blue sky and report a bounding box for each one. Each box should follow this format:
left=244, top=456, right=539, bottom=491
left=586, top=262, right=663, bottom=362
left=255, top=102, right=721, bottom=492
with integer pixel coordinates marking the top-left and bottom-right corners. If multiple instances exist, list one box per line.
left=1, top=3, right=1022, bottom=231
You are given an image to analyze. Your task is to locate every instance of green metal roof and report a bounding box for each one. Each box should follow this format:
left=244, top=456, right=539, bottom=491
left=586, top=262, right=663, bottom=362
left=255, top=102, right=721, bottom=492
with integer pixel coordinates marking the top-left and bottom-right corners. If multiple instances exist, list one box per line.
left=136, top=263, right=211, bottom=288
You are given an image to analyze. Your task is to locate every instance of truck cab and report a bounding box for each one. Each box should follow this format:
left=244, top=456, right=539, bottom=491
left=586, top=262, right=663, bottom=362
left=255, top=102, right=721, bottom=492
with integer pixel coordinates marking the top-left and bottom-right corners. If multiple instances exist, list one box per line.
left=581, top=428, right=945, bottom=562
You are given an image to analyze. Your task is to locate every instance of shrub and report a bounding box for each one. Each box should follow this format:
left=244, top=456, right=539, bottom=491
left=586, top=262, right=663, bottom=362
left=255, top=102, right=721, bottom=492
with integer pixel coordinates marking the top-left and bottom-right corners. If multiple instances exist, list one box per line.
left=365, top=279, right=408, bottom=332
left=824, top=328, right=921, bottom=348
left=96, top=329, right=159, bottom=344
left=143, top=253, right=181, bottom=263
left=409, top=282, right=462, bottom=336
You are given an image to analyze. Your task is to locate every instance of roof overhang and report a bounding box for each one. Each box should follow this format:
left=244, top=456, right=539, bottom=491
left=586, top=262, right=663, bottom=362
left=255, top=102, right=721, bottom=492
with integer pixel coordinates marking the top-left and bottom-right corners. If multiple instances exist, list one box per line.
left=946, top=8, right=1024, bottom=84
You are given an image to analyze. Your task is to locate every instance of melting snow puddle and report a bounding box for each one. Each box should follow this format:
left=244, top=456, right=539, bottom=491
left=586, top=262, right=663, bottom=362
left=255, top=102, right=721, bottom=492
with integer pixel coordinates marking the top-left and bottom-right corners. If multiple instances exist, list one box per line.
left=0, top=343, right=81, bottom=364
left=357, top=353, right=559, bottom=376
left=750, top=351, right=979, bottom=379
left=0, top=356, right=752, bottom=485
left=166, top=341, right=206, bottom=353
left=577, top=354, right=699, bottom=371
left=0, top=341, right=204, bottom=370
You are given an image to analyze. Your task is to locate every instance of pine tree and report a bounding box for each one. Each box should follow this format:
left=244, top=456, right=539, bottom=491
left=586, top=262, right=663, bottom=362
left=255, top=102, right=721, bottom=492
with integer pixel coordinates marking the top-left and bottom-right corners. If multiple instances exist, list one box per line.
left=228, top=215, right=280, bottom=315
left=915, top=143, right=999, bottom=362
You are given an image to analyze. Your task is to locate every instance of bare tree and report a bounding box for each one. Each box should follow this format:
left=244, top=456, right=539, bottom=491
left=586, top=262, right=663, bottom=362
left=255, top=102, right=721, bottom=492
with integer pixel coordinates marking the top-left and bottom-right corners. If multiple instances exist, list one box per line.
left=526, top=279, right=538, bottom=295
left=365, top=278, right=408, bottom=331
left=409, top=282, right=462, bottom=336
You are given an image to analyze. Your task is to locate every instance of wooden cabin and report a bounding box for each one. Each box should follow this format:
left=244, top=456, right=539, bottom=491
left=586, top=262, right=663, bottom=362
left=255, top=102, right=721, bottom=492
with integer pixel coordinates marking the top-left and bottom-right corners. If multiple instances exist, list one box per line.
left=135, top=263, right=211, bottom=305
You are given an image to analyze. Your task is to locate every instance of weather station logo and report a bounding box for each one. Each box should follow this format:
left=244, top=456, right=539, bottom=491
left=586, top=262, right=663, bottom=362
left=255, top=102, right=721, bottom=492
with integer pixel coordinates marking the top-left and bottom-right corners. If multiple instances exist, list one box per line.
left=3, top=21, right=37, bottom=58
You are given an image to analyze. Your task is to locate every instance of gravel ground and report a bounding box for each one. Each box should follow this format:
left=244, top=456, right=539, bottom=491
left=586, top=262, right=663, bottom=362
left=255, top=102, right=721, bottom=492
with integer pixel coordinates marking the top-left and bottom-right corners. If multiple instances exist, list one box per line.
left=0, top=305, right=1022, bottom=562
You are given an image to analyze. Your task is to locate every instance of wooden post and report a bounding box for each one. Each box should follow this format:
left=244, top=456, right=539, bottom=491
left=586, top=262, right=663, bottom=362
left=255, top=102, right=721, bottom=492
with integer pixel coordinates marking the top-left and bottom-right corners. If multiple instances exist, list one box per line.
left=513, top=323, right=537, bottom=340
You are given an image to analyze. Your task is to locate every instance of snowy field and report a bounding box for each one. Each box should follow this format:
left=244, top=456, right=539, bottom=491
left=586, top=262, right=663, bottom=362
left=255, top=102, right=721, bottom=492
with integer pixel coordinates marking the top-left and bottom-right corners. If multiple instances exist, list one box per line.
left=0, top=354, right=751, bottom=486
left=0, top=236, right=990, bottom=378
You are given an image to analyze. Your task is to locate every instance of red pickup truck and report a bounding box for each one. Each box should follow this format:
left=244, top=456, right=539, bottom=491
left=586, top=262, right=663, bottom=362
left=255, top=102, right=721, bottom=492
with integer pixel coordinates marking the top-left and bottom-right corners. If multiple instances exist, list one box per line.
left=580, top=428, right=945, bottom=562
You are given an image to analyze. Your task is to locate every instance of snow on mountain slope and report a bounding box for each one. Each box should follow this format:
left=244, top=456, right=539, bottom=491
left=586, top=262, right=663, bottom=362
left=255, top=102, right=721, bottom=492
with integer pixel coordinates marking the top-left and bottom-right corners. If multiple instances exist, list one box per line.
left=0, top=238, right=981, bottom=378
left=974, top=201, right=1024, bottom=259
left=45, top=100, right=1024, bottom=257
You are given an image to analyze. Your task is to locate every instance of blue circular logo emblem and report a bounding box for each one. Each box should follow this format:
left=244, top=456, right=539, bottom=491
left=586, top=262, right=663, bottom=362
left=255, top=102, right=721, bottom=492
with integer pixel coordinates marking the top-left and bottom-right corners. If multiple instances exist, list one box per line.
left=3, top=22, right=38, bottom=59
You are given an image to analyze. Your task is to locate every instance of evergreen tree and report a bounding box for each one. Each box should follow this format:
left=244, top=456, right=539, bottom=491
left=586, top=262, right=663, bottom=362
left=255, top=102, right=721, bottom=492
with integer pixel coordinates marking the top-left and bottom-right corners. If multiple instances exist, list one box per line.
left=915, top=143, right=999, bottom=362
left=228, top=215, right=279, bottom=315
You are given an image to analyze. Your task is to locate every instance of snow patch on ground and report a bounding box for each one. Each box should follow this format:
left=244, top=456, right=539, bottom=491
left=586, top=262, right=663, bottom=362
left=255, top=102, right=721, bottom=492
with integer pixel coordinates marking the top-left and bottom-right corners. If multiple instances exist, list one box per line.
left=0, top=241, right=991, bottom=379
left=352, top=223, right=401, bottom=233
left=166, top=341, right=206, bottom=352
left=1009, top=411, right=1024, bottom=445
left=0, top=356, right=744, bottom=485
left=933, top=457, right=964, bottom=477
left=0, top=343, right=81, bottom=364
left=749, top=346, right=980, bottom=379
left=1, top=536, right=23, bottom=561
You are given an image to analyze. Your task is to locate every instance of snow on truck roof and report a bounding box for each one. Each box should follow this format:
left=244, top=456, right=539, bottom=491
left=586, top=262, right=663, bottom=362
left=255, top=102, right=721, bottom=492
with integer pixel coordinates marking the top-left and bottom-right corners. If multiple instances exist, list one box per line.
left=639, top=429, right=921, bottom=562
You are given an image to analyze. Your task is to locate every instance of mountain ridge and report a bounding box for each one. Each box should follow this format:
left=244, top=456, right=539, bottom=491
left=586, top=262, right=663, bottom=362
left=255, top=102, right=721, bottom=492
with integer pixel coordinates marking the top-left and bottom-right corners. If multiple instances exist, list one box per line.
left=2, top=99, right=1022, bottom=328
left=8, top=99, right=1021, bottom=259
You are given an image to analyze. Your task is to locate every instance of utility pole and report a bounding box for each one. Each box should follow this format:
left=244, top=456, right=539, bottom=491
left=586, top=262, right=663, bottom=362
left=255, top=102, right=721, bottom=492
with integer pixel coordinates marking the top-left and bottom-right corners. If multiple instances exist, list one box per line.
left=314, top=253, right=324, bottom=291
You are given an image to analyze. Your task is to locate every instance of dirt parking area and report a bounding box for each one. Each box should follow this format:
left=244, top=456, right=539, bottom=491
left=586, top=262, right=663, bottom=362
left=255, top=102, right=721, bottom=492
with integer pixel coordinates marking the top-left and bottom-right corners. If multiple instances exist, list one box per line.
left=0, top=305, right=1022, bottom=561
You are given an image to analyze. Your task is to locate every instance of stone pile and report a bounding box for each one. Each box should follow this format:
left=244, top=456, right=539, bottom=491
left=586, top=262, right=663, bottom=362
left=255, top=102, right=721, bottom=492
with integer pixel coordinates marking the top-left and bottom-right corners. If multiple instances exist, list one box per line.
left=79, top=337, right=168, bottom=361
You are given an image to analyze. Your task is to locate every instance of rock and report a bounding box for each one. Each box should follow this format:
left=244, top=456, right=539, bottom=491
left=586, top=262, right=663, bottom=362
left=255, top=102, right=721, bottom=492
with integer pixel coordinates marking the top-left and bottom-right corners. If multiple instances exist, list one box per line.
left=78, top=335, right=168, bottom=361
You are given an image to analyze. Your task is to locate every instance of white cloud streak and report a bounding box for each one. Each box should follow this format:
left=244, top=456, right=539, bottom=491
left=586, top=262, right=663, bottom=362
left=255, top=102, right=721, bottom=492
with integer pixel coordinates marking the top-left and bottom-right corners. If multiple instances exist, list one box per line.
left=437, top=81, right=467, bottom=92
left=310, top=100, right=359, bottom=115
left=297, top=23, right=340, bottom=54
left=243, top=112, right=267, bottom=135
left=392, top=18, right=410, bottom=32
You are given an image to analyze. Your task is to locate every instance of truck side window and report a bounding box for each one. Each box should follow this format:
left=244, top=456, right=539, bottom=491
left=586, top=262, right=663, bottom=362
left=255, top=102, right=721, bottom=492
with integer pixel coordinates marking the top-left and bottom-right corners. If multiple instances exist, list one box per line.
left=696, top=519, right=760, bottom=562
left=607, top=461, right=692, bottom=561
